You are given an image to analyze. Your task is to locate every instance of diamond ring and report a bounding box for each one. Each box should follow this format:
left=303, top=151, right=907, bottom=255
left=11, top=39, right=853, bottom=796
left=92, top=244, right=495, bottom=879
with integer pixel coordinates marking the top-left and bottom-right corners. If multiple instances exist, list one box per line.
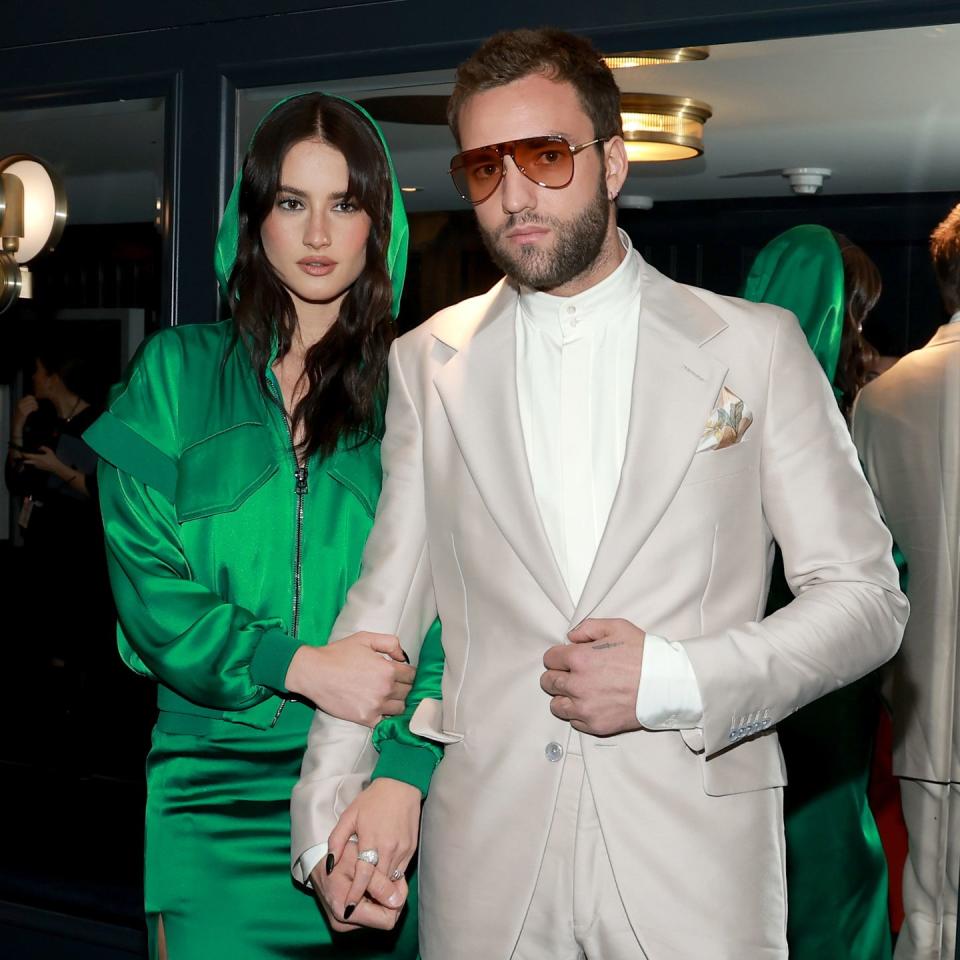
left=357, top=848, right=380, bottom=867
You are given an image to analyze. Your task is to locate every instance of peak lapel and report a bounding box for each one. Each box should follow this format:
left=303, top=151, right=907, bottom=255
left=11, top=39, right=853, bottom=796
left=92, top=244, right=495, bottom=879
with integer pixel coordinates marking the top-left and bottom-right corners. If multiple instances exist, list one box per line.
left=433, top=283, right=575, bottom=620
left=573, top=267, right=729, bottom=623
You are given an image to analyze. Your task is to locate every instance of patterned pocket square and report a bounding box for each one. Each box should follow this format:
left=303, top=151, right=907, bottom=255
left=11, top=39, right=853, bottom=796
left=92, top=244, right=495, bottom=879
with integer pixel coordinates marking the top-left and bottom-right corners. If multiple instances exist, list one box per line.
left=697, top=387, right=753, bottom=453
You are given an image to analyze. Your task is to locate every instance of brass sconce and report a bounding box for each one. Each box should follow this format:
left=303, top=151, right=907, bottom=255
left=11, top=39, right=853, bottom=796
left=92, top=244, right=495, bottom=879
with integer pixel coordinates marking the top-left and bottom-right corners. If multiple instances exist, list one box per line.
left=0, top=154, right=68, bottom=314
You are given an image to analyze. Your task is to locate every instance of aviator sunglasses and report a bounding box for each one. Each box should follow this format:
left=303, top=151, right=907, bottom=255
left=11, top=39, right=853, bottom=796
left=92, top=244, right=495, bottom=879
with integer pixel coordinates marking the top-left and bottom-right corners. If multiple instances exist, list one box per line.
left=449, top=135, right=608, bottom=205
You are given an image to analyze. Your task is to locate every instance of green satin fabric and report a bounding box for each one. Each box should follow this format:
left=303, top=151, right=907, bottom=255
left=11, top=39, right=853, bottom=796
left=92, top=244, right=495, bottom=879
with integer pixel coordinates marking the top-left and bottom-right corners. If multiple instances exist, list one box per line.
left=85, top=92, right=420, bottom=957
left=742, top=224, right=845, bottom=401
left=88, top=321, right=420, bottom=959
left=745, top=227, right=892, bottom=960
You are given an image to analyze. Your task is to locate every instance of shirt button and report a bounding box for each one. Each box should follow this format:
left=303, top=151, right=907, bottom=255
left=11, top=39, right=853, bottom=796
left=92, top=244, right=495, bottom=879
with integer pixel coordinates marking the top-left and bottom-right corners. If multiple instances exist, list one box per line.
left=545, top=742, right=563, bottom=762
left=565, top=305, right=576, bottom=315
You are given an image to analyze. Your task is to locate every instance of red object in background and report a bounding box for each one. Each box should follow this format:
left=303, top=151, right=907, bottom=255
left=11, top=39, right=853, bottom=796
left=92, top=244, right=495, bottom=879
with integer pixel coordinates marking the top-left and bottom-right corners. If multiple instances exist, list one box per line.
left=868, top=706, right=908, bottom=933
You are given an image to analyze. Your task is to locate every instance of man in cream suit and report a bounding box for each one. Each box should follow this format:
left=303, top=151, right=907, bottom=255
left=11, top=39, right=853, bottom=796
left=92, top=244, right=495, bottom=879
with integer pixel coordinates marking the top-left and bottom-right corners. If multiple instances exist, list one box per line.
left=291, top=29, right=908, bottom=959
left=853, top=203, right=960, bottom=960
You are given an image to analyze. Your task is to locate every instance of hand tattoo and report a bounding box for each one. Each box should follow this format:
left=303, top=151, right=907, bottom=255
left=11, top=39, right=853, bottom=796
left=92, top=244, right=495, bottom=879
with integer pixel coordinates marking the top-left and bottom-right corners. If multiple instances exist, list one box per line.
left=591, top=641, right=624, bottom=651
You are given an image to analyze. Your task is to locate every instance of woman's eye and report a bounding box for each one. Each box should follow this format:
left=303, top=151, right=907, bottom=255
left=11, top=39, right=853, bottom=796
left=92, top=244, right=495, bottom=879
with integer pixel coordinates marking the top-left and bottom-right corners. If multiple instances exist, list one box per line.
left=277, top=196, right=303, bottom=211
left=334, top=199, right=359, bottom=213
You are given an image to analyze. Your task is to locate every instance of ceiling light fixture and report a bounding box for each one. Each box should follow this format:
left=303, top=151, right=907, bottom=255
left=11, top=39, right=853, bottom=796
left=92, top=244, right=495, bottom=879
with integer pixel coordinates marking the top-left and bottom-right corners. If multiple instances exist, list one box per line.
left=604, top=47, right=709, bottom=69
left=0, top=153, right=68, bottom=313
left=619, top=94, right=712, bottom=162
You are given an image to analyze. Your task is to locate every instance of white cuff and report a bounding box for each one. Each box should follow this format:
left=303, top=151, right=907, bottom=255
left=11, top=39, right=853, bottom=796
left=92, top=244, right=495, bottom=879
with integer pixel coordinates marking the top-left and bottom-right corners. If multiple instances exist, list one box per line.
left=635, top=634, right=703, bottom=729
left=297, top=842, right=329, bottom=888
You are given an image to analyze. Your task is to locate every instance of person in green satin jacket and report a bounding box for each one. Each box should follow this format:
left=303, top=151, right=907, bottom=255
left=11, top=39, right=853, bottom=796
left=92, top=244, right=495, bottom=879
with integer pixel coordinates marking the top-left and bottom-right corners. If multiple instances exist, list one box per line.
left=84, top=93, right=427, bottom=960
left=743, top=224, right=893, bottom=960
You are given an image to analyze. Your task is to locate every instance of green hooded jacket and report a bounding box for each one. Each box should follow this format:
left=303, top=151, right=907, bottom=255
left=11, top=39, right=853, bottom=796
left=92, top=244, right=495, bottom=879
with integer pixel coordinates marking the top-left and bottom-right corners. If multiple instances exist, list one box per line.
left=84, top=94, right=441, bottom=792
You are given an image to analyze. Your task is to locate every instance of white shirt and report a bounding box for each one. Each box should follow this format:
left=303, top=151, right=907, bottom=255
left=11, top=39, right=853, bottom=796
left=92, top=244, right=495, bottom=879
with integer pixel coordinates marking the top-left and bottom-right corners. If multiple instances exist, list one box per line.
left=949, top=310, right=960, bottom=325
left=516, top=230, right=702, bottom=729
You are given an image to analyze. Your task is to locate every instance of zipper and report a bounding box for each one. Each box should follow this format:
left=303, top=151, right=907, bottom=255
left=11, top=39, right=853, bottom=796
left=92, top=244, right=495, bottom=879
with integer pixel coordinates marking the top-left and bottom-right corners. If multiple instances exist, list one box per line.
left=266, top=372, right=308, bottom=728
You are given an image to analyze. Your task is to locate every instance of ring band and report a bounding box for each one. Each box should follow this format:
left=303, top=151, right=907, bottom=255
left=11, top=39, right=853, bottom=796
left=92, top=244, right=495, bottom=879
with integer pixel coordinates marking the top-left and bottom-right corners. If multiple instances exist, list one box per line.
left=347, top=834, right=359, bottom=844
left=390, top=868, right=403, bottom=881
left=357, top=848, right=380, bottom=866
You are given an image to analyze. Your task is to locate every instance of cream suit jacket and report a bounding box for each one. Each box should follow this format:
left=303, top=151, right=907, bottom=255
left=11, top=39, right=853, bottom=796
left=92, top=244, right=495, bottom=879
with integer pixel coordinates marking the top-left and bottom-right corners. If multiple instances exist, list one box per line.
left=292, top=258, right=907, bottom=960
left=853, top=323, right=960, bottom=784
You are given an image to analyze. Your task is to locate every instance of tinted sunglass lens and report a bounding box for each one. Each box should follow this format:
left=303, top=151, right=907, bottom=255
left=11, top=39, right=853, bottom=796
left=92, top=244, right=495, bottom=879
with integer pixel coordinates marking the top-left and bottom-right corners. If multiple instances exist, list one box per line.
left=514, top=138, right=574, bottom=188
left=452, top=147, right=502, bottom=203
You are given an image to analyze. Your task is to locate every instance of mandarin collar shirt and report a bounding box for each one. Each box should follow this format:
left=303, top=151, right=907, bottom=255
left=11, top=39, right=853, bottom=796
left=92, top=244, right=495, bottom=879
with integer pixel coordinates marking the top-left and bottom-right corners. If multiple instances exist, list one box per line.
left=515, top=229, right=701, bottom=729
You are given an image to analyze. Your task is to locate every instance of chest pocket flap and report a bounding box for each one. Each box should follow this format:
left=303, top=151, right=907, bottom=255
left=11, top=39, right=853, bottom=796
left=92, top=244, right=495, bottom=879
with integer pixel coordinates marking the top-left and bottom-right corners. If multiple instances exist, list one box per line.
left=324, top=438, right=382, bottom=520
left=175, top=422, right=278, bottom=523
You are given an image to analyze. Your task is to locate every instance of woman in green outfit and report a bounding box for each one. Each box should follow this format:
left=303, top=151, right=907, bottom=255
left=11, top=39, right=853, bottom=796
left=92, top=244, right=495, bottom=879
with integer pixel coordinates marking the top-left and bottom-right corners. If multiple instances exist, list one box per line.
left=84, top=93, right=427, bottom=959
left=743, top=224, right=892, bottom=960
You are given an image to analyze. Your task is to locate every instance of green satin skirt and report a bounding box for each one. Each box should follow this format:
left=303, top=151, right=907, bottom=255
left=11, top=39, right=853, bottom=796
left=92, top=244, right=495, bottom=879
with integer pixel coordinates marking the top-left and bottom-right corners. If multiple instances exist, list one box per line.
left=143, top=700, right=419, bottom=960
left=780, top=674, right=892, bottom=960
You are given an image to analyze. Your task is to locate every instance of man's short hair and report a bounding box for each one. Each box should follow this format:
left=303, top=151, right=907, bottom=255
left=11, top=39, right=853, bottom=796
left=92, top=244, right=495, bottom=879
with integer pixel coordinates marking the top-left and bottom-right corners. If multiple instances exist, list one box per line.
left=447, top=28, right=623, bottom=146
left=930, top=203, right=960, bottom=315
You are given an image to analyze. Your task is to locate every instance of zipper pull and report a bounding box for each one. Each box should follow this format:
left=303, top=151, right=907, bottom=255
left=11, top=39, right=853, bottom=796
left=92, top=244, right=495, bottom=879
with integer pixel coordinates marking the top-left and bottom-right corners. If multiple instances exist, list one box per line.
left=294, top=464, right=309, bottom=495
left=271, top=698, right=287, bottom=727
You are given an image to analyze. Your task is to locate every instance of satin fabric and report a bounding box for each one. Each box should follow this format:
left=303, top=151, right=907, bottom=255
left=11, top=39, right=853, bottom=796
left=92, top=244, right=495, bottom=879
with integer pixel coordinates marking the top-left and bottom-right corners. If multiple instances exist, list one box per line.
left=744, top=226, right=892, bottom=960
left=86, top=92, right=424, bottom=960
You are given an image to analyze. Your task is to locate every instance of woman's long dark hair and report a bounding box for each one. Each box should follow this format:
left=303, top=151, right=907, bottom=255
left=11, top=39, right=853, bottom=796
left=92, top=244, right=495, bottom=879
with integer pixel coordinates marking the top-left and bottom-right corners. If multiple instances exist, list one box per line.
left=228, top=94, right=395, bottom=458
left=833, top=232, right=881, bottom=417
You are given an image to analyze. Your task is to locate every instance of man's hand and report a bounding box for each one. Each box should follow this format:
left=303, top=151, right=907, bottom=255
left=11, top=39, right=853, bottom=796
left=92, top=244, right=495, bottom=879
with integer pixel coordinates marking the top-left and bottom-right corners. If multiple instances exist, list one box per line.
left=541, top=618, right=646, bottom=736
left=285, top=633, right=414, bottom=726
left=310, top=841, right=406, bottom=933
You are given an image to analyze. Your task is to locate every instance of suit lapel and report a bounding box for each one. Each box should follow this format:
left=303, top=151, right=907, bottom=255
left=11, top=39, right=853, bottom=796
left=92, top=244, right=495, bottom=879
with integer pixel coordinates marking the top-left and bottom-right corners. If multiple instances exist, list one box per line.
left=573, top=264, right=729, bottom=623
left=433, top=283, right=575, bottom=620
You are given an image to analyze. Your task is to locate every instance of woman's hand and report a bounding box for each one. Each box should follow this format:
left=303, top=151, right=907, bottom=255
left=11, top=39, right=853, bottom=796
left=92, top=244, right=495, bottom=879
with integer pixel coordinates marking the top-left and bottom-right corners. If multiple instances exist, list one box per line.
left=21, top=446, right=69, bottom=477
left=284, top=633, right=415, bottom=726
left=327, top=778, right=423, bottom=923
left=12, top=395, right=38, bottom=436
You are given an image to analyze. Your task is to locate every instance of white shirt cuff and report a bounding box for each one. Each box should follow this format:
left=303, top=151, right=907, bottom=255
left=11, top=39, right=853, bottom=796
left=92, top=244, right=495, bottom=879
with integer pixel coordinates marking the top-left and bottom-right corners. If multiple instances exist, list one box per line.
left=297, top=842, right=329, bottom=888
left=635, top=634, right=704, bottom=729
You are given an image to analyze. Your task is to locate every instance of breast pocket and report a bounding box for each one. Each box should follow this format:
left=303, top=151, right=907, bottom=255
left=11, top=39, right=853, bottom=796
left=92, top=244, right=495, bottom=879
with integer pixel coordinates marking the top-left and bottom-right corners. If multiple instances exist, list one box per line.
left=681, top=439, right=757, bottom=487
left=174, top=422, right=278, bottom=522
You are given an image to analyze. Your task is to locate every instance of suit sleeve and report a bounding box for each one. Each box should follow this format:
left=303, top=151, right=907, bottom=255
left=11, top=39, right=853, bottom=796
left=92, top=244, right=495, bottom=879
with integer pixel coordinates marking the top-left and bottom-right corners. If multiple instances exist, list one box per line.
left=291, top=338, right=438, bottom=875
left=682, top=307, right=908, bottom=757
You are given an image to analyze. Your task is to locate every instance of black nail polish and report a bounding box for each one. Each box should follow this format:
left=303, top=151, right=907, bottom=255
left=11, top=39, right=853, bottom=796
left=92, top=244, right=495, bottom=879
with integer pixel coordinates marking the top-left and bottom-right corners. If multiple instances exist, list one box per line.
left=401, top=649, right=410, bottom=663
left=344, top=903, right=356, bottom=920
left=325, top=853, right=335, bottom=876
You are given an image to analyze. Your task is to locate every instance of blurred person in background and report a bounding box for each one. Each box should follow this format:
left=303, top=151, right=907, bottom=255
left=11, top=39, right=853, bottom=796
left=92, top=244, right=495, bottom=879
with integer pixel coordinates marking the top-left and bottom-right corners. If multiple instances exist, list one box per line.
left=853, top=203, right=960, bottom=960
left=743, top=223, right=894, bottom=960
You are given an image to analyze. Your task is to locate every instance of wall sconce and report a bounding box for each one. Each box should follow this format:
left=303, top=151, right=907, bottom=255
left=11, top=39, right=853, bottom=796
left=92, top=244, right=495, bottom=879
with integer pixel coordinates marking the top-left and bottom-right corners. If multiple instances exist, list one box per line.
left=0, top=154, right=68, bottom=314
left=619, top=94, right=713, bottom=162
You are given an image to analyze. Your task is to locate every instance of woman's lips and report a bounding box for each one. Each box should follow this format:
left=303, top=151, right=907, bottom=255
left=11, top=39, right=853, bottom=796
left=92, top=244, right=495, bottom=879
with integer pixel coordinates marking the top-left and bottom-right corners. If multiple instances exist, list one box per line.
left=297, top=258, right=336, bottom=276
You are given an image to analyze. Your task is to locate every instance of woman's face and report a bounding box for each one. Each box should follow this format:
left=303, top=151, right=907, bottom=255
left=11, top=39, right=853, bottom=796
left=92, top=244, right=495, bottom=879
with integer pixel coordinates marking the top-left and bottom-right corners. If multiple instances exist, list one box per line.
left=260, top=138, right=372, bottom=323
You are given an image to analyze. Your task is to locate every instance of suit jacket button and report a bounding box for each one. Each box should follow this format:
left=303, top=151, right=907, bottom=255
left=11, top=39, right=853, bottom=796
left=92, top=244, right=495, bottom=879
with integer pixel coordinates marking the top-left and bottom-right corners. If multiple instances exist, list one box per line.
left=545, top=742, right=563, bottom=762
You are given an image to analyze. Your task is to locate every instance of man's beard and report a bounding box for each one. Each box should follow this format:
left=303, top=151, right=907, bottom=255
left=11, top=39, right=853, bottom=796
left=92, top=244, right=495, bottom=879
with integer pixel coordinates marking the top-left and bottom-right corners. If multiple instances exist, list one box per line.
left=479, top=179, right=610, bottom=291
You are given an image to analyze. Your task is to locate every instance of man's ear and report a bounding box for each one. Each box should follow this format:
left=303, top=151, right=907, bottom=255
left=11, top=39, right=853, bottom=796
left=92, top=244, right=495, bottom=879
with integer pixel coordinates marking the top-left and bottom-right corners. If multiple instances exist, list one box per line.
left=603, top=136, right=629, bottom=201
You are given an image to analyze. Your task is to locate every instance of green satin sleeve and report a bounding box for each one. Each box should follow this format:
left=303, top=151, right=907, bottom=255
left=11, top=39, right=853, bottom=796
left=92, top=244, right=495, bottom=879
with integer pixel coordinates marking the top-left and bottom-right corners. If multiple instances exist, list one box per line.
left=370, top=616, right=445, bottom=796
left=98, top=460, right=301, bottom=709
